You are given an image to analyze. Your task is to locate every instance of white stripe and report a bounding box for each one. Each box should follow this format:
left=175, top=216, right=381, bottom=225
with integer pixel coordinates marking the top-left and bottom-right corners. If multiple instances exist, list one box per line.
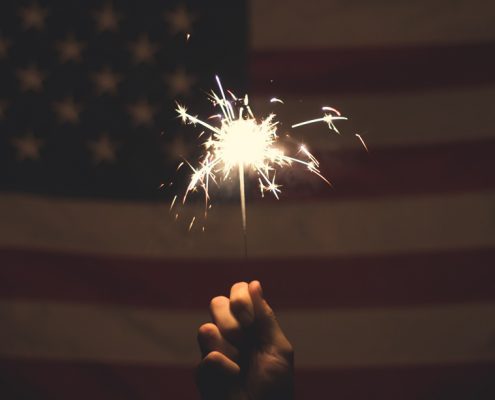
left=1, top=301, right=494, bottom=367
left=0, top=192, right=494, bottom=258
left=252, top=85, right=495, bottom=150
left=251, top=0, right=495, bottom=48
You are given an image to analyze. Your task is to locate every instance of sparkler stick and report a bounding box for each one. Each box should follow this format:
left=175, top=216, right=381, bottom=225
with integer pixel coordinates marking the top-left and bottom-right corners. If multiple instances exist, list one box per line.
left=238, top=163, right=248, bottom=257
left=173, top=77, right=347, bottom=256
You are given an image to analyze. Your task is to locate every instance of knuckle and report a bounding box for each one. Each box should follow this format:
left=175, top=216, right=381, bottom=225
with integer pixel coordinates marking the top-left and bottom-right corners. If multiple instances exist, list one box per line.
left=231, top=281, right=247, bottom=292
left=229, top=296, right=249, bottom=314
left=218, top=321, right=242, bottom=341
left=197, top=323, right=217, bottom=339
left=209, top=295, right=226, bottom=310
left=205, top=350, right=223, bottom=363
left=220, top=321, right=239, bottom=336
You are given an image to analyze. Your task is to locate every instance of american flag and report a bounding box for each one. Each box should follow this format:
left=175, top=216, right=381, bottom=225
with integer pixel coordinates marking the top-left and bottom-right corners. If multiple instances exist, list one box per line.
left=1, top=1, right=495, bottom=399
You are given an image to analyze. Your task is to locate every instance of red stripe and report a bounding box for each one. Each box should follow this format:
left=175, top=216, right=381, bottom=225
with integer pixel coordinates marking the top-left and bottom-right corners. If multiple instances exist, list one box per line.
left=250, top=42, right=495, bottom=94
left=1, top=359, right=494, bottom=400
left=1, top=247, right=494, bottom=309
left=265, top=139, right=495, bottom=201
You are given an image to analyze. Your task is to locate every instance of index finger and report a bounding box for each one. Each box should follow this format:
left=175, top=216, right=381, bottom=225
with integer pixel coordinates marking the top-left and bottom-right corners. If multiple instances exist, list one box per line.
left=229, top=282, right=255, bottom=327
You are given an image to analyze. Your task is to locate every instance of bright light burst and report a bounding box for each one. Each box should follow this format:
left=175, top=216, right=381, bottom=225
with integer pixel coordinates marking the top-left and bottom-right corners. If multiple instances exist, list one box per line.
left=174, top=76, right=347, bottom=245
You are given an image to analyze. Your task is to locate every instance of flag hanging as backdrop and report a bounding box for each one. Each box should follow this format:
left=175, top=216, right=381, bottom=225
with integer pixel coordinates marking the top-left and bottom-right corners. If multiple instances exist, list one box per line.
left=1, top=1, right=495, bottom=399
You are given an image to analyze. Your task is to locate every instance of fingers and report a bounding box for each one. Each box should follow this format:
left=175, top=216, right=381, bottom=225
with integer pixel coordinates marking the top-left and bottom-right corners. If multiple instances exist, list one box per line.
left=249, top=280, right=293, bottom=354
left=230, top=282, right=254, bottom=327
left=209, top=282, right=256, bottom=343
left=197, top=323, right=239, bottom=361
left=208, top=281, right=293, bottom=355
left=209, top=295, right=243, bottom=343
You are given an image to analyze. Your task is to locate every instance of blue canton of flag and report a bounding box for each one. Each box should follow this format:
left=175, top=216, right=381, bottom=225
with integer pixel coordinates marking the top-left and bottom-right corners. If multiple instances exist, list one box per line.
left=0, top=0, right=247, bottom=200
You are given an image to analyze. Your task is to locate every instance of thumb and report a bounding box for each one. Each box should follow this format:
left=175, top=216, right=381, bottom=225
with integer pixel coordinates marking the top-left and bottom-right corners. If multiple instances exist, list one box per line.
left=248, top=280, right=291, bottom=351
left=196, top=352, right=240, bottom=400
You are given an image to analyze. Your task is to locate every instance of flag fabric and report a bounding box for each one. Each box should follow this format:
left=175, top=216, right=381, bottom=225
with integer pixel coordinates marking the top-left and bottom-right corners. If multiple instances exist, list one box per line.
left=1, top=1, right=495, bottom=399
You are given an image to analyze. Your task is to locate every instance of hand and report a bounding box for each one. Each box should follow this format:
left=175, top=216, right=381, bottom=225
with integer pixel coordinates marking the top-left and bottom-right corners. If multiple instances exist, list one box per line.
left=196, top=281, right=294, bottom=400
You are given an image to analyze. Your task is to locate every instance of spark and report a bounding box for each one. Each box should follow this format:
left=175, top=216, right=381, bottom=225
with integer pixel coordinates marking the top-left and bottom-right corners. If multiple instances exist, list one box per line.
left=291, top=106, right=347, bottom=133
left=259, top=173, right=281, bottom=199
left=270, top=97, right=284, bottom=104
left=170, top=194, right=178, bottom=210
left=186, top=33, right=191, bottom=41
left=322, top=106, right=341, bottom=115
left=175, top=76, right=347, bottom=251
left=188, top=216, right=196, bottom=231
left=355, top=133, right=369, bottom=153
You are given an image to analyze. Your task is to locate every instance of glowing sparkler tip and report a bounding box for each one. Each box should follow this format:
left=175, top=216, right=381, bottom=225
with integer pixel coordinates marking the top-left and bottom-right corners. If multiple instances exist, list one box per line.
left=173, top=76, right=349, bottom=234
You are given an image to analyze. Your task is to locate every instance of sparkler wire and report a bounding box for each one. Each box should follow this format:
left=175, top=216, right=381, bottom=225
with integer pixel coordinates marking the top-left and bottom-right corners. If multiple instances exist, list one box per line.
left=238, top=163, right=248, bottom=257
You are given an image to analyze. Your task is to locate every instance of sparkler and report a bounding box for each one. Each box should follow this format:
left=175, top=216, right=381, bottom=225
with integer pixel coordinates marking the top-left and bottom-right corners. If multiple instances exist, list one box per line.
left=173, top=76, right=348, bottom=256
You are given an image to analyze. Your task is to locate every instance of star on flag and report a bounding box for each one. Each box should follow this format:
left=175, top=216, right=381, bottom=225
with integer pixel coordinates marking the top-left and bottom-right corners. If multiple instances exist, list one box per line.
left=88, top=134, right=118, bottom=164
left=18, top=1, right=48, bottom=31
left=164, top=4, right=196, bottom=35
left=11, top=133, right=44, bottom=161
left=53, top=97, right=83, bottom=124
left=16, top=66, right=45, bottom=92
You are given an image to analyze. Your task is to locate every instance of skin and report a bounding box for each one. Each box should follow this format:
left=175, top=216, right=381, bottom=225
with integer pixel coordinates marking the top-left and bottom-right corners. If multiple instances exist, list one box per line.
left=197, top=281, right=294, bottom=400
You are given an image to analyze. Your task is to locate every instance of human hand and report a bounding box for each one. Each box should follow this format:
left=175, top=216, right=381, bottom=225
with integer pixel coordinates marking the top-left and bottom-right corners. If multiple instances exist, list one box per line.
left=197, top=281, right=294, bottom=400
